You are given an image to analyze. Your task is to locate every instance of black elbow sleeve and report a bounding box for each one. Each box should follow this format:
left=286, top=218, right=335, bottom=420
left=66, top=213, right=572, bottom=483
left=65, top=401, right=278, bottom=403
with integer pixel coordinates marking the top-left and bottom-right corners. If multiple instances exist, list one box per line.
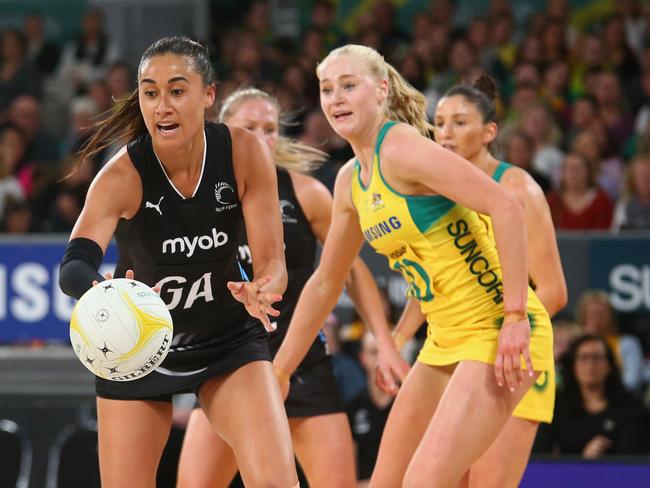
left=59, top=237, right=105, bottom=300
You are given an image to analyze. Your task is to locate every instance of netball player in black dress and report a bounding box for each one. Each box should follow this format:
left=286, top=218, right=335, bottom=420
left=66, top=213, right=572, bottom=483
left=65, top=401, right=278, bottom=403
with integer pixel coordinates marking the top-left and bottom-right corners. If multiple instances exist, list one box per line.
left=176, top=88, right=409, bottom=488
left=58, top=38, right=298, bottom=488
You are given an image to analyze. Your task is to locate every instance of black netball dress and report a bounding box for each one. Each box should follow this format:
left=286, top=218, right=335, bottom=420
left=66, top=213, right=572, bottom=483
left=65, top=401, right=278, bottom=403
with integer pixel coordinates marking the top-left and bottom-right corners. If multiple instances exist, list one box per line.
left=95, top=122, right=270, bottom=401
left=238, top=169, right=343, bottom=417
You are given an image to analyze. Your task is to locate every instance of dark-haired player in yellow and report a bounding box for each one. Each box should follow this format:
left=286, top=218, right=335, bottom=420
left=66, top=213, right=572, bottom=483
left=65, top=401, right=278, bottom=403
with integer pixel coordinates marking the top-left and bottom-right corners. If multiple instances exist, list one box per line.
left=393, top=75, right=567, bottom=487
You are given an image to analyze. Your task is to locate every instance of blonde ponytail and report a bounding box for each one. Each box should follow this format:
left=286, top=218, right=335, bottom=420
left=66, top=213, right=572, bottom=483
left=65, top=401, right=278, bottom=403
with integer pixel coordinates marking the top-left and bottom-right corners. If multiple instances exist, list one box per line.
left=317, top=44, right=433, bottom=138
left=385, top=64, right=433, bottom=137
left=219, top=87, right=327, bottom=173
left=273, top=137, right=327, bottom=172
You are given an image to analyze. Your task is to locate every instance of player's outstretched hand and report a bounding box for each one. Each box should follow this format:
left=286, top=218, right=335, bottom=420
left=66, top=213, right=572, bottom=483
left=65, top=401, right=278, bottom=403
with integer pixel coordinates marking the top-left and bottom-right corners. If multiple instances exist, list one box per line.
left=227, top=276, right=282, bottom=332
left=494, top=314, right=534, bottom=391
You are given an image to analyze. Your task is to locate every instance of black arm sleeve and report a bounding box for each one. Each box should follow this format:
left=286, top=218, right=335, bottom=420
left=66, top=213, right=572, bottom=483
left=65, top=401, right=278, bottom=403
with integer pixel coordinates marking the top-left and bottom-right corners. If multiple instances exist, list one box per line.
left=59, top=237, right=105, bottom=299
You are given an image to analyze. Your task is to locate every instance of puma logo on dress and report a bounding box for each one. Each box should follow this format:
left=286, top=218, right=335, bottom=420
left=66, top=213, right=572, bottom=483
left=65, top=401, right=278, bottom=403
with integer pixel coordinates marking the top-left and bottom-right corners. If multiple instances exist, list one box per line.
left=146, top=196, right=164, bottom=215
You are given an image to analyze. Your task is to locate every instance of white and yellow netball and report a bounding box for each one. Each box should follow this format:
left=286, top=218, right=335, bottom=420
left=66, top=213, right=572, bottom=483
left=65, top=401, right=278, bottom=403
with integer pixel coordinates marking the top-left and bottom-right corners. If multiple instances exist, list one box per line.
left=69, top=278, right=173, bottom=382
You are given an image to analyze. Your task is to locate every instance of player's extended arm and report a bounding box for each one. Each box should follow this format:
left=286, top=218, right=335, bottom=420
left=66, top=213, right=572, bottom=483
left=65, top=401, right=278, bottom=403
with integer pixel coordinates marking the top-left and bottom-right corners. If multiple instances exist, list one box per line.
left=346, top=258, right=410, bottom=392
left=294, top=170, right=409, bottom=392
left=274, top=163, right=363, bottom=380
left=60, top=147, right=137, bottom=299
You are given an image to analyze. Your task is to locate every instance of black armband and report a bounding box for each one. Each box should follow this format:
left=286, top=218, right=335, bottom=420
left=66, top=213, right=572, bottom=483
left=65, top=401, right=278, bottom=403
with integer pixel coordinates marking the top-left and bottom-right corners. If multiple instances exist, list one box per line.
left=59, top=237, right=105, bottom=299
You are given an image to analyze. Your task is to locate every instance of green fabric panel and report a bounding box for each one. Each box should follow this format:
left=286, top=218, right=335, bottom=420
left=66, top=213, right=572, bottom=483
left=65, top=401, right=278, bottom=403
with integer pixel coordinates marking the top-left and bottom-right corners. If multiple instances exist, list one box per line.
left=405, top=194, right=455, bottom=233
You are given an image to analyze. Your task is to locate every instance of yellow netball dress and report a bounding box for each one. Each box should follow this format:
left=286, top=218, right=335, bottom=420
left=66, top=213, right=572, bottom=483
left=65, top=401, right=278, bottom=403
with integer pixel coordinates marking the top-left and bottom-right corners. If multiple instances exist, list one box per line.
left=350, top=122, right=554, bottom=421
left=481, top=161, right=555, bottom=422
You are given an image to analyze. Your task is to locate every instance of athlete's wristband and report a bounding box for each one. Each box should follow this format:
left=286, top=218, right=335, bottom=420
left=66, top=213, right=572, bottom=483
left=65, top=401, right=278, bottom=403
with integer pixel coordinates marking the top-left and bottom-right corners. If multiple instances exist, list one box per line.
left=59, top=237, right=105, bottom=299
left=503, top=310, right=527, bottom=323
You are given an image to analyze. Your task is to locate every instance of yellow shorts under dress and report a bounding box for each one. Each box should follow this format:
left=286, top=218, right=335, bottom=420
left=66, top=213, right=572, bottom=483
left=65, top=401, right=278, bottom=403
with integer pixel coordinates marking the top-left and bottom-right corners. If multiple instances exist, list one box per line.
left=417, top=309, right=555, bottom=423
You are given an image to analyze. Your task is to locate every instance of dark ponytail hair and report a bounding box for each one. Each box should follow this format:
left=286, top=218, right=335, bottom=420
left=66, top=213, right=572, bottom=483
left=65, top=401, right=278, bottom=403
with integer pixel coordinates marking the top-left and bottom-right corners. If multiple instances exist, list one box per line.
left=443, top=73, right=498, bottom=123
left=74, top=36, right=215, bottom=172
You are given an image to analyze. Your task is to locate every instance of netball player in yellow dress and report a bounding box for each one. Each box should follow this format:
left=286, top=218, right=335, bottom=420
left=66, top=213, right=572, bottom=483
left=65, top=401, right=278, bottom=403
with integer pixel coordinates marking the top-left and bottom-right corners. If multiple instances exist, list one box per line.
left=273, top=44, right=555, bottom=488
left=392, top=75, right=567, bottom=487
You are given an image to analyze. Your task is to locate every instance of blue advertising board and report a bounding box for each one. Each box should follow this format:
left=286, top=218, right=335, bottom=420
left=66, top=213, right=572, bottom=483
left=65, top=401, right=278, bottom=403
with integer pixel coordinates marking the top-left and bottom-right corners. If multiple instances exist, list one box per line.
left=0, top=234, right=649, bottom=343
left=0, top=237, right=116, bottom=343
left=589, top=236, right=650, bottom=314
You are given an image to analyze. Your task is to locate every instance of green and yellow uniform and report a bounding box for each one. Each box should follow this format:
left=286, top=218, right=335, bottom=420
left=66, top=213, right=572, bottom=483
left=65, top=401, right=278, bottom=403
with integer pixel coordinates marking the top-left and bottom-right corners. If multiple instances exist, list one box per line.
left=350, top=122, right=554, bottom=422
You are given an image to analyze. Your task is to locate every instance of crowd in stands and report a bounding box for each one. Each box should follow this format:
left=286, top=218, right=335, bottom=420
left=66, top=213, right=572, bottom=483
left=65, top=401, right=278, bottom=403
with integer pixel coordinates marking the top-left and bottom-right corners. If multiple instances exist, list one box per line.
left=1, top=0, right=650, bottom=475
left=1, top=0, right=650, bottom=234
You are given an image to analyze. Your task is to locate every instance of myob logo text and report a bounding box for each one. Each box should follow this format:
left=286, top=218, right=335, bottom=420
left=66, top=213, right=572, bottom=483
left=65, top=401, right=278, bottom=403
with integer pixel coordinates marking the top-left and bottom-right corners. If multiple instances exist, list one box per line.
left=162, top=228, right=229, bottom=257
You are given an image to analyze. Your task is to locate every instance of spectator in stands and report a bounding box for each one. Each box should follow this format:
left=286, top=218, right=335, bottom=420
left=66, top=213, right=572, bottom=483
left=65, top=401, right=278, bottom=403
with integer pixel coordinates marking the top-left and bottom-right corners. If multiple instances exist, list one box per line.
left=512, top=62, right=542, bottom=93
left=243, top=0, right=272, bottom=42
left=0, top=127, right=25, bottom=221
left=396, top=50, right=427, bottom=93
left=230, top=31, right=266, bottom=83
left=23, top=12, right=61, bottom=76
left=565, top=95, right=598, bottom=150
left=501, top=81, right=540, bottom=130
left=56, top=7, right=120, bottom=100
left=425, top=19, right=451, bottom=75
left=346, top=332, right=393, bottom=487
left=44, top=185, right=86, bottom=233
left=468, top=16, right=490, bottom=64
left=0, top=29, right=42, bottom=118
left=105, top=61, right=134, bottom=103
left=540, top=17, right=569, bottom=65
left=427, top=37, right=478, bottom=109
left=593, top=71, right=635, bottom=155
left=0, top=123, right=32, bottom=198
left=571, top=128, right=624, bottom=200
left=541, top=60, right=571, bottom=128
left=489, top=11, right=517, bottom=70
left=0, top=196, right=33, bottom=233
left=570, top=34, right=604, bottom=99
left=547, top=153, right=614, bottom=229
left=301, top=27, right=326, bottom=68
left=602, top=14, right=642, bottom=108
left=428, top=0, right=454, bottom=25
left=504, top=130, right=551, bottom=193
left=534, top=334, right=650, bottom=457
left=612, top=154, right=650, bottom=231
left=29, top=153, right=92, bottom=233
left=514, top=36, right=544, bottom=70
left=308, top=0, right=346, bottom=50
left=576, top=290, right=645, bottom=392
left=86, top=79, right=112, bottom=118
left=64, top=96, right=99, bottom=160
left=369, top=0, right=409, bottom=56
left=518, top=102, right=565, bottom=180
left=8, top=95, right=60, bottom=167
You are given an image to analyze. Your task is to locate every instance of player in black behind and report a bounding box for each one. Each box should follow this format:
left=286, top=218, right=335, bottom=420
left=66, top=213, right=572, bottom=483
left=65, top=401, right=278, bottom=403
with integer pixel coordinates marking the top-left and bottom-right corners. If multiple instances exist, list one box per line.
left=176, top=88, right=409, bottom=487
left=58, top=37, right=299, bottom=488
